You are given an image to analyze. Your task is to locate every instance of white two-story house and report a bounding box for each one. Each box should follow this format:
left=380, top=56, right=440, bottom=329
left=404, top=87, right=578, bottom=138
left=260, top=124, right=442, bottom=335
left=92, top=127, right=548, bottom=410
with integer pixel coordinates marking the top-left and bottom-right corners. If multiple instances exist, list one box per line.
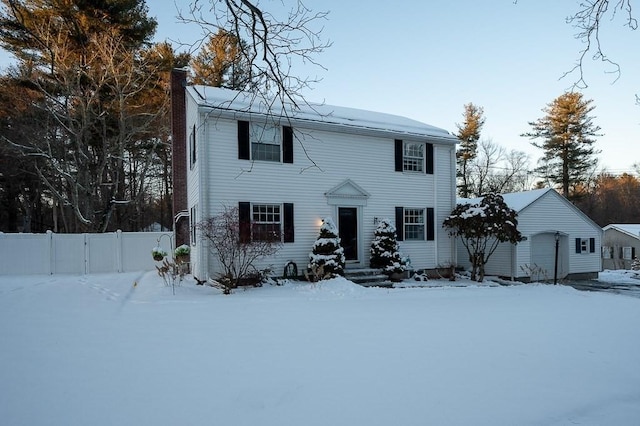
left=171, top=71, right=459, bottom=280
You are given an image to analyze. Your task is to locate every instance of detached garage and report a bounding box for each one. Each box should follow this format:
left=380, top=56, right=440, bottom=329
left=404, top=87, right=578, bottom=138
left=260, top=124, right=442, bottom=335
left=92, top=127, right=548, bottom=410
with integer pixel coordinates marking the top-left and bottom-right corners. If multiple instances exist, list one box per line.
left=456, top=188, right=602, bottom=282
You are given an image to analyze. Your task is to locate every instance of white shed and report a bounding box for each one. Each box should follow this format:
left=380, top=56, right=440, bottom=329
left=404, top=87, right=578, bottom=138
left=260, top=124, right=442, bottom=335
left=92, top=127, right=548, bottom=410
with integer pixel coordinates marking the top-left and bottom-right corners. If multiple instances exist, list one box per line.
left=456, top=188, right=602, bottom=282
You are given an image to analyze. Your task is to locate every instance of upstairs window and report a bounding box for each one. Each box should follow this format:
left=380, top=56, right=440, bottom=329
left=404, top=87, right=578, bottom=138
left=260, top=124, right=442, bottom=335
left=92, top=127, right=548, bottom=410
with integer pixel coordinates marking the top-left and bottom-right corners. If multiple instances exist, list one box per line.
left=251, top=123, right=281, bottom=162
left=403, top=142, right=424, bottom=172
left=238, top=121, right=293, bottom=163
left=395, top=139, right=433, bottom=174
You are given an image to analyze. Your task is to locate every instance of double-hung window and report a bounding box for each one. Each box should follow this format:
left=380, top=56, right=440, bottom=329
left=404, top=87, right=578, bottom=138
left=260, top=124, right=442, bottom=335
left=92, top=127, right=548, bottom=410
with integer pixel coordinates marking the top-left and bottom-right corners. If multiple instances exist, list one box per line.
left=251, top=123, right=281, bottom=162
left=239, top=202, right=295, bottom=243
left=395, top=206, right=435, bottom=241
left=238, top=121, right=294, bottom=163
left=394, top=139, right=433, bottom=174
left=622, top=246, right=633, bottom=260
left=252, top=204, right=281, bottom=241
left=403, top=208, right=425, bottom=240
left=403, top=142, right=424, bottom=172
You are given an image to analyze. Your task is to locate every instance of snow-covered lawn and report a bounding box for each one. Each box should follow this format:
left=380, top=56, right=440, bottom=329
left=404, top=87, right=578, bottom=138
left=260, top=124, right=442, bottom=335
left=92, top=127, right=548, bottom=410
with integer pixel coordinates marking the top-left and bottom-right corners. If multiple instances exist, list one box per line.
left=1, top=271, right=639, bottom=426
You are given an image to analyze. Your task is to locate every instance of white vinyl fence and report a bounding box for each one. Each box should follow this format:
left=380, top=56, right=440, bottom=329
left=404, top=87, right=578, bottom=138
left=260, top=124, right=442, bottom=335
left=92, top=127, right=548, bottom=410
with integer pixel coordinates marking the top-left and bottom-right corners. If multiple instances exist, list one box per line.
left=0, top=231, right=174, bottom=275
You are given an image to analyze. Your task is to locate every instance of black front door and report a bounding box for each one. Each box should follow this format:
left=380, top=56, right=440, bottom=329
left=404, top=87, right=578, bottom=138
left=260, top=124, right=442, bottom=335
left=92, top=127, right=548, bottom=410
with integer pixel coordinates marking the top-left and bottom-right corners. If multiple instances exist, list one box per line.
left=338, top=207, right=358, bottom=261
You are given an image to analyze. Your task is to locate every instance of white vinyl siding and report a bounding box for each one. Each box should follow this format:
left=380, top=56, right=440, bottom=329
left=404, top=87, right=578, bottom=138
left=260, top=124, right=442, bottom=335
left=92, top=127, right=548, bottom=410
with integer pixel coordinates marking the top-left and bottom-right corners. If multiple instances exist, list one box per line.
left=190, top=116, right=454, bottom=277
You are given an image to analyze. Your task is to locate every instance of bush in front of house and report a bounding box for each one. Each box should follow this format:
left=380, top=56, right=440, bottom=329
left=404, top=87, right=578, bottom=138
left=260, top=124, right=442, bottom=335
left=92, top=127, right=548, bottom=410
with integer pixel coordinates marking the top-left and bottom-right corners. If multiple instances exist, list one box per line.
left=308, top=217, right=345, bottom=280
left=369, top=218, right=406, bottom=276
left=197, top=206, right=281, bottom=294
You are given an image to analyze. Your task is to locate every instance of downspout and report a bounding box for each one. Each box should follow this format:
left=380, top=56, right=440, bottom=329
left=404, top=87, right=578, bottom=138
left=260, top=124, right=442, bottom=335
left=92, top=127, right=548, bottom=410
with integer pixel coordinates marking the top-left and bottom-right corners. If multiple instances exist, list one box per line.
left=450, top=144, right=457, bottom=267
left=198, top=111, right=210, bottom=279
left=433, top=144, right=438, bottom=266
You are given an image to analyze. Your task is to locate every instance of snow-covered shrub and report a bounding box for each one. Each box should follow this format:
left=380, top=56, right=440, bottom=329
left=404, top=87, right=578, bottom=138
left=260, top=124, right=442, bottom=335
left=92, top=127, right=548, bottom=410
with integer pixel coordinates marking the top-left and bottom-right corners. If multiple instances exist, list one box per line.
left=632, top=257, right=640, bottom=271
left=308, top=217, right=345, bottom=280
left=369, top=218, right=406, bottom=275
left=444, top=193, right=524, bottom=282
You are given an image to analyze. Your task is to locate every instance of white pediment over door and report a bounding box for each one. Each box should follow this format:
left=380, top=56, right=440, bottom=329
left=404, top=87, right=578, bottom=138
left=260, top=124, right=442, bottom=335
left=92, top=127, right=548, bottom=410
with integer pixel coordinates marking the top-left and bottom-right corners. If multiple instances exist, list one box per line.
left=324, top=179, right=370, bottom=206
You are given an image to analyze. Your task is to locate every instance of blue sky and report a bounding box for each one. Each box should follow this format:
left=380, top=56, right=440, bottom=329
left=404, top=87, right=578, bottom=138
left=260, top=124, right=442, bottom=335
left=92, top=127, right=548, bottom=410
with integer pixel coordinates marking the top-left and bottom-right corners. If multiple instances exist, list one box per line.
left=2, top=1, right=638, bottom=173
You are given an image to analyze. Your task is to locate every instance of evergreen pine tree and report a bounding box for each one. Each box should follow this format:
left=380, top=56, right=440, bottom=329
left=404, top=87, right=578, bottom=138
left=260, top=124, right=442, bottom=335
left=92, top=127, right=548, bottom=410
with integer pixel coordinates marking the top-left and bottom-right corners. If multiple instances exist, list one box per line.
left=190, top=29, right=252, bottom=90
left=455, top=103, right=485, bottom=198
left=522, top=92, right=601, bottom=200
left=308, top=217, right=345, bottom=280
left=369, top=218, right=406, bottom=274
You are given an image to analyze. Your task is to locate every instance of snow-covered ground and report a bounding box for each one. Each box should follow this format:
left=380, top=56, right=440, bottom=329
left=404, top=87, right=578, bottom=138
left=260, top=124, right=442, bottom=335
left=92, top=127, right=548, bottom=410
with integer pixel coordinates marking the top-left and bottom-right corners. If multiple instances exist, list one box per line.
left=1, top=270, right=639, bottom=426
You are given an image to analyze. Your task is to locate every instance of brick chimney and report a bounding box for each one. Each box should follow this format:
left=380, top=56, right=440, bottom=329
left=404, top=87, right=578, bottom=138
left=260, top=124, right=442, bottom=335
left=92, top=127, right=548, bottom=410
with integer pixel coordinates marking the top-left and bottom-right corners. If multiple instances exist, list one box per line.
left=171, top=68, right=189, bottom=247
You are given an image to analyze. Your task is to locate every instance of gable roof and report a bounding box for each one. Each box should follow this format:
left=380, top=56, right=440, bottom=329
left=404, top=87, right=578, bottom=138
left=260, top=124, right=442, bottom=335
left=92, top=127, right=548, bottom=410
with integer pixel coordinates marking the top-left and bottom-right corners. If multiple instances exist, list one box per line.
left=458, top=188, right=601, bottom=231
left=603, top=224, right=640, bottom=240
left=187, top=85, right=458, bottom=143
left=458, top=188, right=552, bottom=212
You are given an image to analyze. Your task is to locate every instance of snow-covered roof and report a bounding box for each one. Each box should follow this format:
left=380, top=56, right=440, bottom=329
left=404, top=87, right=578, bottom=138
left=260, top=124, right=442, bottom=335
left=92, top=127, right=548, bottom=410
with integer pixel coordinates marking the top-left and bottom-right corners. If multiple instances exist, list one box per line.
left=458, top=188, right=553, bottom=212
left=603, top=224, right=640, bottom=239
left=187, top=85, right=458, bottom=142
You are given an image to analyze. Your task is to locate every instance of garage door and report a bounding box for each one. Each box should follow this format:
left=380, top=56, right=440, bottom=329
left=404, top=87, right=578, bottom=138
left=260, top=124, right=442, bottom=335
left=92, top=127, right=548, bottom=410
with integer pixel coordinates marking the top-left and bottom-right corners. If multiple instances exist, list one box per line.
left=530, top=232, right=567, bottom=280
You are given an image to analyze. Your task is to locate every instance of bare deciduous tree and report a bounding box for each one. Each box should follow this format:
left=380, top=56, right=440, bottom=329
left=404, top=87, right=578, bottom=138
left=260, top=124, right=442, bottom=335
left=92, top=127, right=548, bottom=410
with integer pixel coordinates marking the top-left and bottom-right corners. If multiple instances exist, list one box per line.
left=178, top=0, right=331, bottom=108
left=565, top=0, right=637, bottom=88
left=465, top=139, right=532, bottom=197
left=197, top=206, right=281, bottom=293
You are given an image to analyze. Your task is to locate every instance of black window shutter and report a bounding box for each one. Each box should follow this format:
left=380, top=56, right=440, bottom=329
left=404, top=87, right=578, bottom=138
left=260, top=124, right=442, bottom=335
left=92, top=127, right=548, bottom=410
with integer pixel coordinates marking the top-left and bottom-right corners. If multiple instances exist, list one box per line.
left=190, top=124, right=197, bottom=166
left=239, top=202, right=251, bottom=243
left=575, top=238, right=581, bottom=253
left=425, top=143, right=434, bottom=174
left=426, top=207, right=435, bottom=241
left=283, top=126, right=293, bottom=164
left=589, top=238, right=595, bottom=253
left=395, top=207, right=404, bottom=241
left=632, top=247, right=636, bottom=259
left=283, top=203, right=294, bottom=243
left=238, top=121, right=250, bottom=160
left=394, top=139, right=403, bottom=172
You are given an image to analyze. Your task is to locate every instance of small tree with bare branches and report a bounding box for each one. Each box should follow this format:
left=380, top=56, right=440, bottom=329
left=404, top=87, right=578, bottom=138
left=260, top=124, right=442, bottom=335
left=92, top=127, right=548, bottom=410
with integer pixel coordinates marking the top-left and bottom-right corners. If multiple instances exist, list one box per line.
left=197, top=206, right=281, bottom=294
left=178, top=0, right=331, bottom=108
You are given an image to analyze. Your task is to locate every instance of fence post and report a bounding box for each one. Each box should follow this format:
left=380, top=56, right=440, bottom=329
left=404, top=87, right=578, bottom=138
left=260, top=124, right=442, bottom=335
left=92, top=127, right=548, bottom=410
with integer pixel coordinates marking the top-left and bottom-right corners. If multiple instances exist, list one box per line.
left=47, top=230, right=53, bottom=275
left=83, top=233, right=88, bottom=275
left=116, top=230, right=123, bottom=273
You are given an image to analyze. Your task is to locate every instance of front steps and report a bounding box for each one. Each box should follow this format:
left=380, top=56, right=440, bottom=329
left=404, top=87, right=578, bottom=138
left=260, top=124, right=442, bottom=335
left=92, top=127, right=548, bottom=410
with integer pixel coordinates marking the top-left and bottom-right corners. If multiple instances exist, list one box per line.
left=343, top=268, right=394, bottom=287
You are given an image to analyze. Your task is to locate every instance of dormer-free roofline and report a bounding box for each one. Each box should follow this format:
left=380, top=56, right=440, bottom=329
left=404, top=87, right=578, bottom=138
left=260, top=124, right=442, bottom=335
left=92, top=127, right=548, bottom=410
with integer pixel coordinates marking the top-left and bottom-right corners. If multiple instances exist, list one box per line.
left=188, top=85, right=459, bottom=144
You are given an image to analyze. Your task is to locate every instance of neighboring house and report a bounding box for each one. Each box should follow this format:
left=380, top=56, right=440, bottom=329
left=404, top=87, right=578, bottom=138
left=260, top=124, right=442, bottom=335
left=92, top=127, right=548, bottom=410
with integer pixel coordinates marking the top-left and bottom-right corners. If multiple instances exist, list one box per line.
left=456, top=188, right=602, bottom=282
left=170, top=72, right=460, bottom=280
left=602, top=224, right=640, bottom=270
